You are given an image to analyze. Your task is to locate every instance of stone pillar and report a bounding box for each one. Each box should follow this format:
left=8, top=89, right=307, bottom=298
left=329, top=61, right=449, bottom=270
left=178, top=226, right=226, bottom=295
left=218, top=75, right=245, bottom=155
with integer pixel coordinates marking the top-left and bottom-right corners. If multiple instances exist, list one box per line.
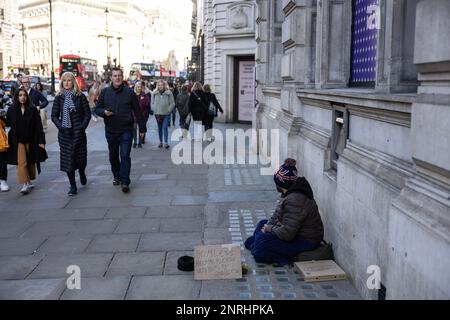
left=387, top=0, right=450, bottom=299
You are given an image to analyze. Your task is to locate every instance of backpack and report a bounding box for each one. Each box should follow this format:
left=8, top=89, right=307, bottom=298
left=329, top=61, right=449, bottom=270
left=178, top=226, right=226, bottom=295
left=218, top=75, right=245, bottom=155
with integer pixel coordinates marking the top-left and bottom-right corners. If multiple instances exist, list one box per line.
left=0, top=119, right=9, bottom=152
left=294, top=240, right=334, bottom=262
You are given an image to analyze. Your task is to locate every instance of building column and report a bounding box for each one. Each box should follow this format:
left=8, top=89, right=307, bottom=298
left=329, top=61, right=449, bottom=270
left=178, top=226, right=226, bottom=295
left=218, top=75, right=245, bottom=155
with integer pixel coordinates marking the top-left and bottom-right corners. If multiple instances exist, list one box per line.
left=387, top=0, right=450, bottom=299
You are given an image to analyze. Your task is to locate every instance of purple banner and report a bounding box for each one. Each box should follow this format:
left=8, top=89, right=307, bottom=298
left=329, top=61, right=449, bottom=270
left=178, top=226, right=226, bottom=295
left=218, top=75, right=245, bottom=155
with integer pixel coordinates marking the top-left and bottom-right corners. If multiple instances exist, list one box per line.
left=351, top=0, right=379, bottom=83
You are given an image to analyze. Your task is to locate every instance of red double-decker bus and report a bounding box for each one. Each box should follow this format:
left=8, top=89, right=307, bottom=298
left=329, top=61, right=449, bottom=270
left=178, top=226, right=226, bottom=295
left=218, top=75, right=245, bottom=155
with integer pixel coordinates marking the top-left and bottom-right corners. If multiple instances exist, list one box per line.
left=59, top=54, right=98, bottom=91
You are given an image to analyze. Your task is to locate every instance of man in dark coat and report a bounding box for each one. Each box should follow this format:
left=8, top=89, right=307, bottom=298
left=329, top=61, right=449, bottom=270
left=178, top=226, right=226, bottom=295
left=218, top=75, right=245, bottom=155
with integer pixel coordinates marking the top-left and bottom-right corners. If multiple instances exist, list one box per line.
left=245, top=159, right=324, bottom=265
left=95, top=68, right=147, bottom=193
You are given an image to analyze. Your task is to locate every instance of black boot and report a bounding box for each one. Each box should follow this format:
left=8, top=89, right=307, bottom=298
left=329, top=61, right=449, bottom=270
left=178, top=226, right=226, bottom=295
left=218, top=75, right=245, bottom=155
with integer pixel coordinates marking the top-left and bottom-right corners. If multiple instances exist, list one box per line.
left=79, top=170, right=87, bottom=186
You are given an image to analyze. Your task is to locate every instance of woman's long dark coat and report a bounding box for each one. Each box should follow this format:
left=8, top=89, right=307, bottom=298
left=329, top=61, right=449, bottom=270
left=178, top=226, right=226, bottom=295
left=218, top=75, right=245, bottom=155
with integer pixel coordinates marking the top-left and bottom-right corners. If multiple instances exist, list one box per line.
left=188, top=90, right=207, bottom=121
left=5, top=105, right=46, bottom=172
left=51, top=93, right=91, bottom=172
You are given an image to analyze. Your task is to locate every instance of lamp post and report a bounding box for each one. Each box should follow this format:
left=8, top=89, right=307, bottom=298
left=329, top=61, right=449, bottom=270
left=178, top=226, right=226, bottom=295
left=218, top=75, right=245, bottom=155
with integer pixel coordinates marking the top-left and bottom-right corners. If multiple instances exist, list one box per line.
left=98, top=7, right=113, bottom=70
left=116, top=36, right=122, bottom=67
left=21, top=24, right=26, bottom=72
left=49, top=0, right=55, bottom=94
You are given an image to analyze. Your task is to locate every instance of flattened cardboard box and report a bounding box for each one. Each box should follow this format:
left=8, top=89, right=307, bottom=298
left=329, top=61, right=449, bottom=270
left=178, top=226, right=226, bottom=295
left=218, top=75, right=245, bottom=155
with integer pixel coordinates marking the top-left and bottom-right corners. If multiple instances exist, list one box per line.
left=194, top=244, right=242, bottom=280
left=295, top=260, right=346, bottom=282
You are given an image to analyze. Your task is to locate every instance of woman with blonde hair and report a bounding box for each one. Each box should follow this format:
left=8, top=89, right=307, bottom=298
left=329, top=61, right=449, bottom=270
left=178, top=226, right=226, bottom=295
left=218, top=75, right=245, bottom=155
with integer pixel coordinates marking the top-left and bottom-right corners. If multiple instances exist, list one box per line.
left=151, top=79, right=174, bottom=149
left=51, top=72, right=91, bottom=195
left=188, top=81, right=207, bottom=141
left=133, top=81, right=151, bottom=148
left=203, top=84, right=224, bottom=141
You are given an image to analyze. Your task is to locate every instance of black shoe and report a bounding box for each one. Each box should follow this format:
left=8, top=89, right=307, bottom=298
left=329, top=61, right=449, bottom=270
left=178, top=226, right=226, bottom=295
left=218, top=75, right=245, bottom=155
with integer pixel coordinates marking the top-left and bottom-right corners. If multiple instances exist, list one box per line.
left=158, top=143, right=163, bottom=148
left=113, top=178, right=120, bottom=186
left=121, top=184, right=130, bottom=193
left=137, top=144, right=143, bottom=148
left=164, top=144, right=170, bottom=149
left=133, top=143, right=137, bottom=148
left=80, top=171, right=87, bottom=186
left=68, top=185, right=77, bottom=196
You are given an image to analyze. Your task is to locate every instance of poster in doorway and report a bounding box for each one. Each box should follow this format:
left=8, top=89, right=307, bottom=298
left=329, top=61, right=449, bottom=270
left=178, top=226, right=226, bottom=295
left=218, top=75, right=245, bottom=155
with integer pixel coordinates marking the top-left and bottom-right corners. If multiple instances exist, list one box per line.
left=238, top=60, right=255, bottom=122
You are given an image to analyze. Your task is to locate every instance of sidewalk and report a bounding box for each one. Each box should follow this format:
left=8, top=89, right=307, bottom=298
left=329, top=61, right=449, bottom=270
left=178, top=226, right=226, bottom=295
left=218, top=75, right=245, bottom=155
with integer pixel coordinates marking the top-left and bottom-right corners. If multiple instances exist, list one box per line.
left=0, top=118, right=360, bottom=300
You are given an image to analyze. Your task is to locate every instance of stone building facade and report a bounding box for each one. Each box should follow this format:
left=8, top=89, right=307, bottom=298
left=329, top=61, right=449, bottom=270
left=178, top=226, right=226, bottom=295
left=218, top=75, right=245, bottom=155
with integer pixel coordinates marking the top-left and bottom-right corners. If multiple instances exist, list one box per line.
left=254, top=0, right=449, bottom=299
left=196, top=0, right=258, bottom=123
left=0, top=0, right=23, bottom=78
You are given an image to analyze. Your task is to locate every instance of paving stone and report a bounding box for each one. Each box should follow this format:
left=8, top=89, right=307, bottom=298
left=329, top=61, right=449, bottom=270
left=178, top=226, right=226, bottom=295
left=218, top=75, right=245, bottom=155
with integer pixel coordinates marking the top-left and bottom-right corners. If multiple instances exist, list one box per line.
left=36, top=235, right=92, bottom=254
left=145, top=206, right=203, bottom=218
left=164, top=251, right=194, bottom=275
left=139, top=174, right=168, bottom=180
left=131, top=195, right=172, bottom=206
left=0, top=237, right=45, bottom=256
left=0, top=221, right=35, bottom=238
left=60, top=276, right=131, bottom=300
left=138, top=233, right=202, bottom=251
left=0, top=256, right=43, bottom=280
left=45, top=208, right=108, bottom=221
left=114, top=219, right=160, bottom=234
left=87, top=234, right=140, bottom=253
left=208, top=191, right=277, bottom=203
left=160, top=218, right=202, bottom=232
left=172, top=195, right=208, bottom=206
left=126, top=275, right=198, bottom=300
left=105, top=207, right=147, bottom=219
left=106, top=252, right=165, bottom=277
left=28, top=253, right=113, bottom=279
left=0, top=278, right=66, bottom=300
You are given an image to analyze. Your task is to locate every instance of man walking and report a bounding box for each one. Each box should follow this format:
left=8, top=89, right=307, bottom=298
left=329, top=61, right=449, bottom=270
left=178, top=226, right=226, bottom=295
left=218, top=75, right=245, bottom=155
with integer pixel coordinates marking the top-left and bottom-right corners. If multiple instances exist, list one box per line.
left=22, top=76, right=49, bottom=130
left=95, top=68, right=147, bottom=193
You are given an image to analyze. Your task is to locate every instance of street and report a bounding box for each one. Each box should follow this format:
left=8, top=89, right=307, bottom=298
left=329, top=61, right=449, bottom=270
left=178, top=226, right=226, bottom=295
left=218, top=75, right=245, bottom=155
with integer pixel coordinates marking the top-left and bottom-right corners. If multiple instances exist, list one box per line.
left=0, top=108, right=360, bottom=300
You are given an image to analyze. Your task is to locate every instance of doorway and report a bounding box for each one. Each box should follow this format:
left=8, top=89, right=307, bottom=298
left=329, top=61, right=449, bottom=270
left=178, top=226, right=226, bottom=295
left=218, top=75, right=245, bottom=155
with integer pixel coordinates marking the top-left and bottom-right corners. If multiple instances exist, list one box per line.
left=233, top=56, right=255, bottom=124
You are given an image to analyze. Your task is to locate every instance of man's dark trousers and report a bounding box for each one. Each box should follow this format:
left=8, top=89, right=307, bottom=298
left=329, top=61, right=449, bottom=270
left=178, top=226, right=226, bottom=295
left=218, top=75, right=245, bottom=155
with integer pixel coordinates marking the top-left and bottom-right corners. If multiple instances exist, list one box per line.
left=105, top=130, right=133, bottom=185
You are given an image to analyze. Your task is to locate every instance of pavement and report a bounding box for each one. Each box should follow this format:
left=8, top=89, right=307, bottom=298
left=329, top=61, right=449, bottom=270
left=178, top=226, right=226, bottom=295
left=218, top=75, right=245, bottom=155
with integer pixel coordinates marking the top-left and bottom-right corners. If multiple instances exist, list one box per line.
left=0, top=110, right=360, bottom=300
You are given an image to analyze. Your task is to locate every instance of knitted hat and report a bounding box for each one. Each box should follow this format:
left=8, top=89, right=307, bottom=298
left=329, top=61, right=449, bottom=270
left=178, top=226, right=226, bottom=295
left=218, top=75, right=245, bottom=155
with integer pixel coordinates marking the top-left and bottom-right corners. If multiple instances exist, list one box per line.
left=274, top=158, right=298, bottom=190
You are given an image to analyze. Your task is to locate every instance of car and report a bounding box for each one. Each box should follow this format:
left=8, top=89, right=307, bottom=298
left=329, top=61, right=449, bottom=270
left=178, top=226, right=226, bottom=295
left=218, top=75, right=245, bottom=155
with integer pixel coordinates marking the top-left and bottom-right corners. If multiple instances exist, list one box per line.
left=0, top=79, right=14, bottom=97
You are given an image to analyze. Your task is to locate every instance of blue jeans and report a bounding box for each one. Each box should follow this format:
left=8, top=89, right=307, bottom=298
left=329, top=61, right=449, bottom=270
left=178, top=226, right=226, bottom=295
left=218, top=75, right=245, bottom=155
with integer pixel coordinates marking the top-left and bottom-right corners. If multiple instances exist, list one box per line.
left=245, top=219, right=320, bottom=265
left=156, top=115, right=170, bottom=144
left=105, top=130, right=133, bottom=185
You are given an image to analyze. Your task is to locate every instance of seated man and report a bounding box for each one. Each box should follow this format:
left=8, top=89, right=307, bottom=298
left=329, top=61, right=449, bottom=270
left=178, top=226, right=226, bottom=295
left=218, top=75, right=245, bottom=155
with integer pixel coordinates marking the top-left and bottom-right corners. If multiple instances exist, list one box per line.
left=245, top=158, right=324, bottom=265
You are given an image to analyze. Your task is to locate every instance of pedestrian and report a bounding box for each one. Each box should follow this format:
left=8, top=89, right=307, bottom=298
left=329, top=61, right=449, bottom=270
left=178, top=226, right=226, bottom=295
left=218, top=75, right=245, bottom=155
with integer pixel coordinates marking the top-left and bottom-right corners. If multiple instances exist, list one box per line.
left=203, top=84, right=224, bottom=141
left=11, top=74, right=23, bottom=98
left=151, top=79, right=175, bottom=149
left=0, top=105, right=9, bottom=192
left=133, top=81, right=151, bottom=148
left=168, top=82, right=179, bottom=127
left=21, top=76, right=49, bottom=130
left=244, top=159, right=324, bottom=265
left=4, top=88, right=46, bottom=194
left=95, top=67, right=147, bottom=193
left=34, top=82, right=49, bottom=130
left=188, top=81, right=207, bottom=142
left=88, top=79, right=101, bottom=122
left=176, top=85, right=190, bottom=132
left=51, top=72, right=91, bottom=196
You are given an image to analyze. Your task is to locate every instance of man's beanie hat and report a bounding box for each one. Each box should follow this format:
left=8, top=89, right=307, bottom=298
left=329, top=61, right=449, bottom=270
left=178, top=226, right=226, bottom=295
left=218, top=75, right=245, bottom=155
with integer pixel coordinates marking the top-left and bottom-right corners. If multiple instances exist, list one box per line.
left=274, top=158, right=298, bottom=189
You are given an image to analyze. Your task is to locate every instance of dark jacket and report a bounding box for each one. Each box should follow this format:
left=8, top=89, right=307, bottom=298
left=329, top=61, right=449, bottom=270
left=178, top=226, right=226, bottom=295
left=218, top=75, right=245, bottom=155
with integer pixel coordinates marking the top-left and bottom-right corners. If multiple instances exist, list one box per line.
left=267, top=177, right=324, bottom=243
left=136, top=92, right=151, bottom=120
left=188, top=90, right=207, bottom=121
left=176, top=91, right=190, bottom=117
left=4, top=105, right=46, bottom=171
left=95, top=84, right=147, bottom=134
left=203, top=92, right=224, bottom=126
left=51, top=93, right=91, bottom=172
left=28, top=88, right=49, bottom=109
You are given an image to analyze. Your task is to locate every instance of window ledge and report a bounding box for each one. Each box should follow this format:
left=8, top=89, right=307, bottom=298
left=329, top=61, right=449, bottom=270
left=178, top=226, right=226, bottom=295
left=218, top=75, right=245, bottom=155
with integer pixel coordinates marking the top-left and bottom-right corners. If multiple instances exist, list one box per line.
left=324, top=169, right=337, bottom=183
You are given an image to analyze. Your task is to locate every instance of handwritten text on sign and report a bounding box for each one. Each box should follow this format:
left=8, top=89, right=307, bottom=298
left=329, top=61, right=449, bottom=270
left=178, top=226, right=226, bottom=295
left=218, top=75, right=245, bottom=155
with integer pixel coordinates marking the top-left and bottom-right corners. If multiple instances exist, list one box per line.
left=194, top=244, right=242, bottom=280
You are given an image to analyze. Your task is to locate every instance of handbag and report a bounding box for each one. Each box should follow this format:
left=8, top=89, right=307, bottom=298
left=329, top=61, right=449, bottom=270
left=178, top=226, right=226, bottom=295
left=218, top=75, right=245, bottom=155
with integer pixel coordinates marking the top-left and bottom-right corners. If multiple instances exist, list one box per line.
left=207, top=101, right=216, bottom=116
left=156, top=114, right=165, bottom=123
left=294, top=240, right=334, bottom=262
left=0, top=118, right=9, bottom=152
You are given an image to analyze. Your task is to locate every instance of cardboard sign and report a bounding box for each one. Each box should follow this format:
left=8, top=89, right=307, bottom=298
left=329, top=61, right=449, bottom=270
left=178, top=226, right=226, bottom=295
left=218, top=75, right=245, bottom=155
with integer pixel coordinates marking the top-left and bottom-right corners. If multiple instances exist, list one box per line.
left=194, top=244, right=242, bottom=280
left=295, top=260, right=346, bottom=283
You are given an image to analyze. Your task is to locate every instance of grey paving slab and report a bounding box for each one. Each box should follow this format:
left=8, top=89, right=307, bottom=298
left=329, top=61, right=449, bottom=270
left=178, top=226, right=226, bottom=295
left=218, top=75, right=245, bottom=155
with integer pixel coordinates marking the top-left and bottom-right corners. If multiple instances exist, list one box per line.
left=138, top=232, right=202, bottom=251
left=145, top=205, right=203, bottom=219
left=45, top=208, right=108, bottom=221
left=87, top=234, right=140, bottom=253
left=105, top=207, right=147, bottom=219
left=66, top=196, right=133, bottom=208
left=28, top=253, right=113, bottom=279
left=0, top=255, right=43, bottom=280
left=164, top=251, right=194, bottom=275
left=126, top=275, right=199, bottom=300
left=0, top=278, right=66, bottom=300
left=155, top=186, right=193, bottom=196
left=204, top=228, right=230, bottom=245
left=36, top=235, right=92, bottom=254
left=0, top=237, right=45, bottom=256
left=160, top=218, right=203, bottom=232
left=208, top=191, right=278, bottom=203
left=2, top=197, right=71, bottom=211
left=60, top=276, right=131, bottom=300
left=106, top=252, right=166, bottom=277
left=0, top=221, right=35, bottom=238
left=69, top=219, right=119, bottom=235
left=21, top=219, right=119, bottom=237
left=114, top=218, right=160, bottom=234
left=140, top=174, right=168, bottom=180
left=172, top=195, right=208, bottom=206
left=131, top=195, right=172, bottom=206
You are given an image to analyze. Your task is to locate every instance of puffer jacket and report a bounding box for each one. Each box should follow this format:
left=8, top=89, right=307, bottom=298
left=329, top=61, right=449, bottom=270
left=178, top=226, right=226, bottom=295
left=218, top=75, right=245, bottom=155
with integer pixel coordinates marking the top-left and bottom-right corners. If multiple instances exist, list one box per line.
left=266, top=177, right=324, bottom=243
left=151, top=89, right=175, bottom=115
